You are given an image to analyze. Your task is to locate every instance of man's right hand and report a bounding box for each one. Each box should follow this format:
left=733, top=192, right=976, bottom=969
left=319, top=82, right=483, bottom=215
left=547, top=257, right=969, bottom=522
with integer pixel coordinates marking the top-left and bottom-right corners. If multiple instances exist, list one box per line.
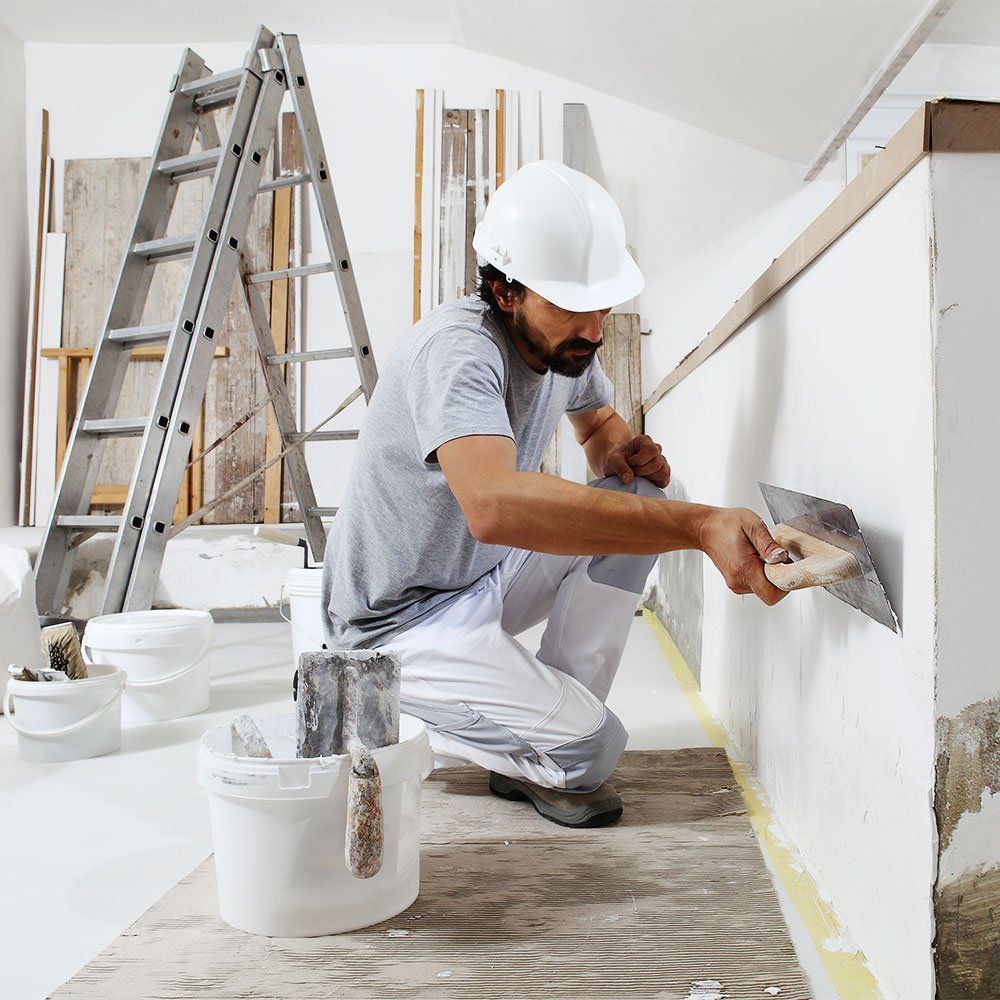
left=696, top=508, right=790, bottom=606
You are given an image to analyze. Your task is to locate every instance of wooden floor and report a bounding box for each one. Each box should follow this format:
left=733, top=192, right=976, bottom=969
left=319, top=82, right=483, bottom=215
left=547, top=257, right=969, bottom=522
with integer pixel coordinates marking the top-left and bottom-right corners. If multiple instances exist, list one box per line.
left=53, top=750, right=810, bottom=999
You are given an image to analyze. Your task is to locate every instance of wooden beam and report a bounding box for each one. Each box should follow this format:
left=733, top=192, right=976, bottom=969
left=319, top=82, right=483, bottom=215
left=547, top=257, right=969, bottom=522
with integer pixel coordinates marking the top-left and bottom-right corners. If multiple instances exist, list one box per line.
left=20, top=109, right=51, bottom=525
left=804, top=0, right=957, bottom=180
left=644, top=100, right=1000, bottom=414
left=413, top=89, right=425, bottom=323
left=495, top=89, right=505, bottom=189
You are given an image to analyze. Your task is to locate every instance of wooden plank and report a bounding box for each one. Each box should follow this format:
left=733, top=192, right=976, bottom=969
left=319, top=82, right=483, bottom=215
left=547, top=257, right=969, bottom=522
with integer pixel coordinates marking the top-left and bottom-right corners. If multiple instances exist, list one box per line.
left=495, top=89, right=505, bottom=189
left=35, top=232, right=66, bottom=526
left=465, top=108, right=489, bottom=296
left=805, top=0, right=957, bottom=180
left=263, top=172, right=292, bottom=524
left=42, top=347, right=229, bottom=360
left=599, top=313, right=643, bottom=436
left=20, top=110, right=51, bottom=524
left=413, top=90, right=425, bottom=323
left=563, top=104, right=586, bottom=171
left=279, top=112, right=303, bottom=523
left=642, top=101, right=934, bottom=413
left=439, top=108, right=469, bottom=304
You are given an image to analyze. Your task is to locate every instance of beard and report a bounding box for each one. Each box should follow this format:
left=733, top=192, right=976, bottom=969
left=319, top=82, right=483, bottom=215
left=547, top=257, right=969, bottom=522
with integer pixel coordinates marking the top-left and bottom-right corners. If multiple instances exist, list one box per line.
left=508, top=309, right=601, bottom=378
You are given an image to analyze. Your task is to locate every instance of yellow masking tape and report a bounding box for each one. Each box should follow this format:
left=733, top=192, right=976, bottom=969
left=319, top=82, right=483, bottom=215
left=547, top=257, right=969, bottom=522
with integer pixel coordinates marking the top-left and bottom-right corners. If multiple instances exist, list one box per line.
left=642, top=610, right=882, bottom=1000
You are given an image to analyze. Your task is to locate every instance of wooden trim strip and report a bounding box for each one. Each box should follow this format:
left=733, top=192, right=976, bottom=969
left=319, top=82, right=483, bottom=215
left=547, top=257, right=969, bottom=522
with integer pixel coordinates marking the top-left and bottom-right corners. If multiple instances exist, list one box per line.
left=643, top=101, right=1000, bottom=413
left=413, top=89, right=425, bottom=323
left=495, top=89, right=506, bottom=189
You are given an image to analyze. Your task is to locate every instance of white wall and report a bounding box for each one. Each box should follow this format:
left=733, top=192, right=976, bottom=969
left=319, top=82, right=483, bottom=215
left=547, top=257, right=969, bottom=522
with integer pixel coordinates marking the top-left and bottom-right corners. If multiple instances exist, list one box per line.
left=929, top=151, right=1000, bottom=989
left=0, top=25, right=27, bottom=526
left=22, top=38, right=840, bottom=510
left=644, top=161, right=939, bottom=999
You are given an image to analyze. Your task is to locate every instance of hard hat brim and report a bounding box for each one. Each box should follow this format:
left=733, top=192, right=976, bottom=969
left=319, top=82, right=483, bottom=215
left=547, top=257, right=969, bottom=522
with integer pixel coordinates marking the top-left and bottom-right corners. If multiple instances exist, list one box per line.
left=519, top=250, right=644, bottom=313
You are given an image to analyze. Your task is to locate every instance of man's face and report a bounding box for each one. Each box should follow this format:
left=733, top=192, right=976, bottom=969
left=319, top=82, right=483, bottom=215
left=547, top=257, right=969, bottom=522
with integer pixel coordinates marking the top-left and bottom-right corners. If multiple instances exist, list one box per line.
left=497, top=285, right=611, bottom=378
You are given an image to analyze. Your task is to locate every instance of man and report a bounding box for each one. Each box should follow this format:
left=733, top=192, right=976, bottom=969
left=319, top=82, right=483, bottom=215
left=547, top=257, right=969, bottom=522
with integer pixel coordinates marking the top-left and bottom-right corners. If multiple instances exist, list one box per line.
left=322, top=160, right=787, bottom=828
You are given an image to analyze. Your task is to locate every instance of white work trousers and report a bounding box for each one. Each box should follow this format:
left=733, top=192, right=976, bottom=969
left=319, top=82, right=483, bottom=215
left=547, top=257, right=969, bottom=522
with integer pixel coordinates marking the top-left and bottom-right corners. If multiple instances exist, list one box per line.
left=378, top=475, right=664, bottom=792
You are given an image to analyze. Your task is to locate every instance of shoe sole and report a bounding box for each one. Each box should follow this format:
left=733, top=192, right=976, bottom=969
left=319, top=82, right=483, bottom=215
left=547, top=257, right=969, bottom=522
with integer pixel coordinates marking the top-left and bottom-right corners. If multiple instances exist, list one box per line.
left=489, top=773, right=623, bottom=829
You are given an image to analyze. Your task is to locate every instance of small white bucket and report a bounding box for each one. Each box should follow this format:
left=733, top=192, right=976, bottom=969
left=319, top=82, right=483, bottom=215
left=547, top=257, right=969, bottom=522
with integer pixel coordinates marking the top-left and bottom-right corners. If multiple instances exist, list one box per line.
left=283, top=567, right=325, bottom=665
left=198, top=712, right=434, bottom=937
left=83, top=610, right=214, bottom=725
left=3, top=663, right=125, bottom=762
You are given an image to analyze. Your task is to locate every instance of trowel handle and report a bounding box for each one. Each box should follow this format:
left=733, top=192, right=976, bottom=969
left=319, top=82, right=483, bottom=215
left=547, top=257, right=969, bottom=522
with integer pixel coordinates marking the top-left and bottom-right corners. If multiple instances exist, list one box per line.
left=346, top=747, right=384, bottom=879
left=764, top=524, right=864, bottom=592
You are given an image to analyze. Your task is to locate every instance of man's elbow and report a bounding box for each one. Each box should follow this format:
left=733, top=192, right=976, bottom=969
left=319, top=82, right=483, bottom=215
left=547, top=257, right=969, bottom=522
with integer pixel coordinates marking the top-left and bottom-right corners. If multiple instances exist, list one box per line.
left=465, top=494, right=505, bottom=545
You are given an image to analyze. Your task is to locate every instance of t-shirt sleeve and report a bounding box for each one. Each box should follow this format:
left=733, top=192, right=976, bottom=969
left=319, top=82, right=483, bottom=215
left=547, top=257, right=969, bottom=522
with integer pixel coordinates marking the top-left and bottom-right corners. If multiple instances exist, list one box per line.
left=406, top=329, right=515, bottom=464
left=565, top=355, right=614, bottom=413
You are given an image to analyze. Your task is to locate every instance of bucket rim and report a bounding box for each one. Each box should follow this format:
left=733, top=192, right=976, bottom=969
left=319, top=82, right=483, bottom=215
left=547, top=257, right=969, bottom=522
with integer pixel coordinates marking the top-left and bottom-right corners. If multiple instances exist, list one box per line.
left=7, top=662, right=125, bottom=695
left=85, top=609, right=214, bottom=633
left=199, top=711, right=427, bottom=766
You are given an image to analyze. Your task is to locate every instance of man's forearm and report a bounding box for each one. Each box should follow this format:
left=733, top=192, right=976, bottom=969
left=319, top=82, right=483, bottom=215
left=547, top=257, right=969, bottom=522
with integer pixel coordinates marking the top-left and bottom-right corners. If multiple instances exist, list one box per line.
left=478, top=470, right=712, bottom=556
left=577, top=409, right=633, bottom=474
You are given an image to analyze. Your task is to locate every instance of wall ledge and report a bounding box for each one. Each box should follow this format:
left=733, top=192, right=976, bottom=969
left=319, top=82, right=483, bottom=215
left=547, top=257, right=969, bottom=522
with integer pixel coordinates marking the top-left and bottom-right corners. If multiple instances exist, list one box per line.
left=643, top=99, right=1000, bottom=413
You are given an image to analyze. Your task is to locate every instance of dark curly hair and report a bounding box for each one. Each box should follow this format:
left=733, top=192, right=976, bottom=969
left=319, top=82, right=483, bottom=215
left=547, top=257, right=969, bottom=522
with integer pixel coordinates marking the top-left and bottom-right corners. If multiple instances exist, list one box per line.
left=477, top=263, right=526, bottom=321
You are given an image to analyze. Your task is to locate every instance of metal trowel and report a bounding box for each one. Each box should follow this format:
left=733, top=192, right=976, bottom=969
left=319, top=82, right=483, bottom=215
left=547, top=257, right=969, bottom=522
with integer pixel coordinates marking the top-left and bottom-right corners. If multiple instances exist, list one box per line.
left=758, top=483, right=899, bottom=633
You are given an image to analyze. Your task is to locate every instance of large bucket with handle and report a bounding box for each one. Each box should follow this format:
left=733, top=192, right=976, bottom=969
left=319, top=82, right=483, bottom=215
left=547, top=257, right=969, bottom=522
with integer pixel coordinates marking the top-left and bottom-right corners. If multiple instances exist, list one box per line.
left=4, top=663, right=125, bottom=762
left=83, top=610, right=214, bottom=724
left=198, top=711, right=433, bottom=937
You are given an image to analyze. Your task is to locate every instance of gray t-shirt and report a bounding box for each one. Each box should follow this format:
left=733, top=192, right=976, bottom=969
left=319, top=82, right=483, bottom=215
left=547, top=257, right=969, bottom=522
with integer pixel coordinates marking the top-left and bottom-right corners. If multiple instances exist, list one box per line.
left=321, top=295, right=613, bottom=649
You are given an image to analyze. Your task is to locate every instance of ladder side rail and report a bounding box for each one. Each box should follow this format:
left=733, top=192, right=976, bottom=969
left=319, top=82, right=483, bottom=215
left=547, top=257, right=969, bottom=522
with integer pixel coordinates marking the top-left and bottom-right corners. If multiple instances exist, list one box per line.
left=121, top=67, right=289, bottom=611
left=241, top=271, right=327, bottom=560
left=275, top=34, right=379, bottom=400
left=34, top=48, right=210, bottom=614
left=99, top=67, right=266, bottom=614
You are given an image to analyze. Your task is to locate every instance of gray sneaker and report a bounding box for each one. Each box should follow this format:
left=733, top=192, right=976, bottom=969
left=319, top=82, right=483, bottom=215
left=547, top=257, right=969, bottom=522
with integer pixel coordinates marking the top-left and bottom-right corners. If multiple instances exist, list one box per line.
left=488, top=771, right=623, bottom=828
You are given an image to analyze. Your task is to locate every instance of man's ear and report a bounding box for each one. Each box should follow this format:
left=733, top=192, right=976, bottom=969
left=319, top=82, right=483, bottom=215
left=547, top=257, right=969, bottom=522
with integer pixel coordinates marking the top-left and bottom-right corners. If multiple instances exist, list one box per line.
left=489, top=280, right=519, bottom=315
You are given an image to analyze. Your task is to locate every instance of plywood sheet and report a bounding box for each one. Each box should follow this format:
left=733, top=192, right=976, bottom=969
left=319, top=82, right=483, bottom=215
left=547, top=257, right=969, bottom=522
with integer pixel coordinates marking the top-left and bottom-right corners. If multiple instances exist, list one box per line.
left=61, top=143, right=279, bottom=523
left=53, top=748, right=809, bottom=999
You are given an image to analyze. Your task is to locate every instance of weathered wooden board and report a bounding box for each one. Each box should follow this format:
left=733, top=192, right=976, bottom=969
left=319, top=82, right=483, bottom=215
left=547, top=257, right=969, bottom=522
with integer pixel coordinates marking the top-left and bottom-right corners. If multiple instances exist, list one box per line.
left=53, top=748, right=809, bottom=999
left=438, top=107, right=490, bottom=305
left=61, top=136, right=282, bottom=522
left=598, top=312, right=643, bottom=437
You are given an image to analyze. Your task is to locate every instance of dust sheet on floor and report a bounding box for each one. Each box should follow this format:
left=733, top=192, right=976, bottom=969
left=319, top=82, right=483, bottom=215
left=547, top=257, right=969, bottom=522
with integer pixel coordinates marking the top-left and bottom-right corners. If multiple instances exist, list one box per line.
left=53, top=747, right=809, bottom=999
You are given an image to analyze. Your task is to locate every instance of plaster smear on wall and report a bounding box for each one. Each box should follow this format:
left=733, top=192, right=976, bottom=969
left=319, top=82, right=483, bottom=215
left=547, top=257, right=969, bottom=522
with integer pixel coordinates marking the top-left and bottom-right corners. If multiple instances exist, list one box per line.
left=644, top=161, right=938, bottom=999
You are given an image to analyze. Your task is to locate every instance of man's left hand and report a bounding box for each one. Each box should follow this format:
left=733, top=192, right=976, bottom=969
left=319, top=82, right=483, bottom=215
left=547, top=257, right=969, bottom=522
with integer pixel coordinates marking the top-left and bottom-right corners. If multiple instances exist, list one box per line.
left=602, top=434, right=671, bottom=488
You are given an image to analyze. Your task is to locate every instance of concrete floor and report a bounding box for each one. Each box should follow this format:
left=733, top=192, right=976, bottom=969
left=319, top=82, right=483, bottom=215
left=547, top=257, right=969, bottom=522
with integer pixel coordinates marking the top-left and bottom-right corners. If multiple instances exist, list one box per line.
left=1, top=618, right=838, bottom=999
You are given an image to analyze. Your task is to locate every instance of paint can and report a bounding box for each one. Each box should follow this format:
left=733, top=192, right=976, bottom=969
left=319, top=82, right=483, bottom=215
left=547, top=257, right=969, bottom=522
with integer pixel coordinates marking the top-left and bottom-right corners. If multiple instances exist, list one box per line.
left=282, top=567, right=325, bottom=662
left=197, top=711, right=433, bottom=936
left=3, top=663, right=125, bottom=762
left=83, top=610, right=214, bottom=724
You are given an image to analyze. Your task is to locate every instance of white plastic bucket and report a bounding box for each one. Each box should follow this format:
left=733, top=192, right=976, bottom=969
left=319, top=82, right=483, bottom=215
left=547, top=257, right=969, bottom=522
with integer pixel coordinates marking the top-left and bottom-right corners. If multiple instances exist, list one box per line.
left=198, top=712, right=434, bottom=937
left=83, top=610, right=214, bottom=724
left=283, top=568, right=325, bottom=665
left=3, top=663, right=125, bottom=762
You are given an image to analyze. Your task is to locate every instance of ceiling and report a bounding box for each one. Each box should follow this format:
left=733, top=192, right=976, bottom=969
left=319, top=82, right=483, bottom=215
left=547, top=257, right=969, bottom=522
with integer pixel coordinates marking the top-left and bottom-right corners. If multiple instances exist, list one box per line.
left=0, top=0, right=985, bottom=163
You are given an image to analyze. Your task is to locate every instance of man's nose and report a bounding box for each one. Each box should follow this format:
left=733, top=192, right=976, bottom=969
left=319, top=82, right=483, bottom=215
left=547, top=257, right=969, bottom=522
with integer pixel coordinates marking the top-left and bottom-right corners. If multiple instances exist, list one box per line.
left=578, top=308, right=611, bottom=343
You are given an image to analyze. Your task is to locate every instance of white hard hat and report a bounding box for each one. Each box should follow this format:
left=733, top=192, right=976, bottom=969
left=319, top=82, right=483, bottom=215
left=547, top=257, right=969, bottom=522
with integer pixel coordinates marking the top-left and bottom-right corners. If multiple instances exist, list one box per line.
left=473, top=160, right=644, bottom=312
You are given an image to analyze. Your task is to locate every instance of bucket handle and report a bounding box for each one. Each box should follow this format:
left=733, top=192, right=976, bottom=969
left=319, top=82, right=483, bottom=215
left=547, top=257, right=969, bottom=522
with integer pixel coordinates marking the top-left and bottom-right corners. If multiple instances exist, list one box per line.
left=3, top=677, right=126, bottom=739
left=82, top=632, right=213, bottom=689
left=279, top=583, right=327, bottom=652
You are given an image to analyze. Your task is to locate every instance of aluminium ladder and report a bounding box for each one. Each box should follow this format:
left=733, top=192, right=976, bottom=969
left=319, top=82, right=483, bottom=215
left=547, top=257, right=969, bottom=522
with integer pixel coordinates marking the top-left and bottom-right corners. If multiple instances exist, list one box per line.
left=34, top=26, right=378, bottom=617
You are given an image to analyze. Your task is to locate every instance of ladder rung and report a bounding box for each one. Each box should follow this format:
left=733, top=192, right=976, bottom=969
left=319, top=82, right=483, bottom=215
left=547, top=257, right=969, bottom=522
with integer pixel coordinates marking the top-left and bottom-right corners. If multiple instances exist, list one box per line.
left=307, top=507, right=339, bottom=517
left=249, top=261, right=336, bottom=284
left=259, top=172, right=311, bottom=194
left=292, top=430, right=359, bottom=443
left=181, top=67, right=243, bottom=98
left=82, top=417, right=147, bottom=437
left=195, top=88, right=240, bottom=112
left=158, top=148, right=221, bottom=181
left=108, top=322, right=173, bottom=346
left=57, top=515, right=123, bottom=532
left=267, top=348, right=354, bottom=365
left=134, top=234, right=197, bottom=263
